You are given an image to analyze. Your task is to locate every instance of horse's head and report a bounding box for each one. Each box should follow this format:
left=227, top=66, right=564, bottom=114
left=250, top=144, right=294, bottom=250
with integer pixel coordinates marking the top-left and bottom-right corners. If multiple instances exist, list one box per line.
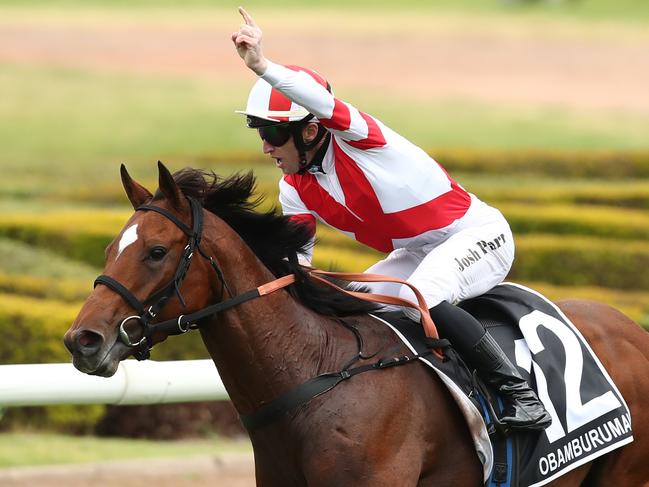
left=64, top=162, right=215, bottom=376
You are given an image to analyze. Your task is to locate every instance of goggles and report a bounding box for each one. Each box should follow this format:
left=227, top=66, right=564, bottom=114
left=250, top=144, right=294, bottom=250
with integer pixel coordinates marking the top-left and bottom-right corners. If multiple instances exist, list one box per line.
left=257, top=123, right=293, bottom=147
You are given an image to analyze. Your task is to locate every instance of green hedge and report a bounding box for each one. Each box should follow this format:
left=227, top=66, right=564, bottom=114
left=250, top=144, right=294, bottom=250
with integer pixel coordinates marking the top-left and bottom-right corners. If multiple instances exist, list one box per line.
left=220, top=150, right=649, bottom=178
left=317, top=205, right=649, bottom=244
left=501, top=204, right=649, bottom=240
left=472, top=180, right=649, bottom=209
left=517, top=280, right=649, bottom=326
left=317, top=227, right=649, bottom=291
left=430, top=149, right=649, bottom=179
left=4, top=212, right=649, bottom=291
left=312, top=233, right=649, bottom=292
left=512, top=235, right=649, bottom=290
left=16, top=150, right=649, bottom=206
left=1, top=272, right=644, bottom=368
left=314, top=234, right=649, bottom=290
left=0, top=210, right=377, bottom=267
left=200, top=150, right=649, bottom=179
left=0, top=273, right=90, bottom=303
left=0, top=294, right=81, bottom=365
left=0, top=211, right=128, bottom=267
left=313, top=245, right=383, bottom=273
left=46, top=153, right=649, bottom=209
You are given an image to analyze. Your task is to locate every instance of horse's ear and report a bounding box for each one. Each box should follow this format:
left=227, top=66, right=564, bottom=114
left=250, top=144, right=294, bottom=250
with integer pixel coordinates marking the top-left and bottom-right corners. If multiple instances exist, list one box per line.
left=157, top=161, right=187, bottom=211
left=120, top=164, right=152, bottom=209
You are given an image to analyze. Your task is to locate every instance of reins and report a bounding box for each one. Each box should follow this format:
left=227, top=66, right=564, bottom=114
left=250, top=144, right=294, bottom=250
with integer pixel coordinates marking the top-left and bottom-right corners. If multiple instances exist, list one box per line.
left=306, top=270, right=439, bottom=341
left=95, top=197, right=444, bottom=361
left=94, top=197, right=448, bottom=429
left=150, top=269, right=446, bottom=355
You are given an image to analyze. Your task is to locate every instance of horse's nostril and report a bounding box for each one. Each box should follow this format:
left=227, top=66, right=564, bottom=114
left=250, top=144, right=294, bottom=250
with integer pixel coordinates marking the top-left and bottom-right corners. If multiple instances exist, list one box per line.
left=75, top=330, right=104, bottom=356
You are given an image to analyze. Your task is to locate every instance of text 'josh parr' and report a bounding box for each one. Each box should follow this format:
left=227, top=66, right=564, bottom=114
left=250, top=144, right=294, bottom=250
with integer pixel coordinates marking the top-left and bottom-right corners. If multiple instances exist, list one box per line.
left=455, top=234, right=508, bottom=272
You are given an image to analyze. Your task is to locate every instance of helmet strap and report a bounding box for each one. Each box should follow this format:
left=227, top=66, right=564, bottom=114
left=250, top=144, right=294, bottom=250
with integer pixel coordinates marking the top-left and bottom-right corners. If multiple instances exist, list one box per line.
left=292, top=122, right=329, bottom=173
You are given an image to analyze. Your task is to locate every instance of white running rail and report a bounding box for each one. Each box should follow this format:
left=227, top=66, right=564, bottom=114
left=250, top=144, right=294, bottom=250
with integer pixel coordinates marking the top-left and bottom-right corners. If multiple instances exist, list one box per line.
left=0, top=360, right=228, bottom=407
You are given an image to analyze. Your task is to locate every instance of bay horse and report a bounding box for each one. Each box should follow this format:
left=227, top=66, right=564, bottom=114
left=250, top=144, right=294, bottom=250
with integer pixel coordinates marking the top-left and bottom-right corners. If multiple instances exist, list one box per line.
left=64, top=162, right=649, bottom=486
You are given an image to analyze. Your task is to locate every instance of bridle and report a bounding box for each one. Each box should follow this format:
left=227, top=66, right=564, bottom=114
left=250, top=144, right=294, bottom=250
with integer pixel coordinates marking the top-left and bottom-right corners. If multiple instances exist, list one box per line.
left=95, top=196, right=301, bottom=361
left=94, top=197, right=217, bottom=360
left=95, top=196, right=307, bottom=361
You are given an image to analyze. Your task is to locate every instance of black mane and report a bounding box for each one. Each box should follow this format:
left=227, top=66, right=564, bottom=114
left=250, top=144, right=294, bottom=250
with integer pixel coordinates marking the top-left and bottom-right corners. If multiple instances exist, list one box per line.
left=161, top=167, right=378, bottom=317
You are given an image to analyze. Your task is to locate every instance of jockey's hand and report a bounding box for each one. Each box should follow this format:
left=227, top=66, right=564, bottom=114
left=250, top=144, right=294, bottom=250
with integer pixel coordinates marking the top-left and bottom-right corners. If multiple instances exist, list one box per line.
left=231, top=6, right=268, bottom=75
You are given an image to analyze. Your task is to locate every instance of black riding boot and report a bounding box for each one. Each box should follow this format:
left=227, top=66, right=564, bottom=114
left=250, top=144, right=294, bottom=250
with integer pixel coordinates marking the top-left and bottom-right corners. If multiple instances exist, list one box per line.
left=467, top=332, right=552, bottom=431
left=430, top=301, right=551, bottom=432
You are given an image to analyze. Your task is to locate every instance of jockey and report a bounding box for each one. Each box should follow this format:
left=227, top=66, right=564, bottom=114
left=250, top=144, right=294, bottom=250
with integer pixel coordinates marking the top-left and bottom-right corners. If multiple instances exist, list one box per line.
left=232, top=7, right=551, bottom=432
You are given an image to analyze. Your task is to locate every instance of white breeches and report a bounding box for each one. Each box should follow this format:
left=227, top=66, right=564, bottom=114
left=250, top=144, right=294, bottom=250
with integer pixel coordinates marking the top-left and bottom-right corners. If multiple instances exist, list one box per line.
left=363, top=199, right=515, bottom=319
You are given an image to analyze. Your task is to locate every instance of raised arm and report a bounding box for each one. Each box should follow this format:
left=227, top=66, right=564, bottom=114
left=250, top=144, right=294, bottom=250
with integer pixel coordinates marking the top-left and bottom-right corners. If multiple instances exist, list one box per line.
left=232, top=7, right=386, bottom=149
left=231, top=6, right=268, bottom=75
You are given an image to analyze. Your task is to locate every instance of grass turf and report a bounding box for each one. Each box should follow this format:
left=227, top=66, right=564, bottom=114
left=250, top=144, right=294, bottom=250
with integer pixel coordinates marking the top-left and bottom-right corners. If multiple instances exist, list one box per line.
left=0, top=432, right=250, bottom=468
left=2, top=62, right=648, bottom=200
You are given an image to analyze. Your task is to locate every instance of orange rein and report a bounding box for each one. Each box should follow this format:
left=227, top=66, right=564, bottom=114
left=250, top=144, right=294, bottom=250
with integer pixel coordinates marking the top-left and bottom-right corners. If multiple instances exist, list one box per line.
left=256, top=269, right=444, bottom=359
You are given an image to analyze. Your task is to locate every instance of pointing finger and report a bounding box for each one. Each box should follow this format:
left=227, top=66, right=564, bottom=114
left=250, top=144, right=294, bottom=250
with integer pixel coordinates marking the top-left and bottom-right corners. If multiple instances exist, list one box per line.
left=238, top=6, right=257, bottom=27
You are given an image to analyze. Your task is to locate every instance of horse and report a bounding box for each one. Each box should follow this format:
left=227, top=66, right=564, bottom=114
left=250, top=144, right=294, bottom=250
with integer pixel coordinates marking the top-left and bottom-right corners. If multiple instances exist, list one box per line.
left=64, top=162, right=649, bottom=486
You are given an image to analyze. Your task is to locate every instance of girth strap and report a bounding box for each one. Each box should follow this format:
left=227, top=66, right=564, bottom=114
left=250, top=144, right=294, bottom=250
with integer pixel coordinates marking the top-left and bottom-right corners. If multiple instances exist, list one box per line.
left=240, top=339, right=451, bottom=432
left=240, top=371, right=360, bottom=431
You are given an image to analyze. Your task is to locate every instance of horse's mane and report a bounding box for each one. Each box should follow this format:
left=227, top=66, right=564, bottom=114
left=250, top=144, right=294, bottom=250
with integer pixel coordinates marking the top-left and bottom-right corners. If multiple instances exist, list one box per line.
left=157, top=167, right=379, bottom=317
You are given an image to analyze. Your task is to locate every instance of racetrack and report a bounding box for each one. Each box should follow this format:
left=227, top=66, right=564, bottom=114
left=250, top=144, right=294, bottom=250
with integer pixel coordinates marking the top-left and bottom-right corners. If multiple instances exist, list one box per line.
left=1, top=8, right=648, bottom=114
left=0, top=453, right=256, bottom=487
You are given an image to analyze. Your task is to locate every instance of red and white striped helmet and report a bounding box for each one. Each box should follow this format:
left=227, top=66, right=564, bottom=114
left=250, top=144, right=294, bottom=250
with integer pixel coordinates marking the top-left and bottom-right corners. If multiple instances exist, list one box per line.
left=236, top=65, right=331, bottom=125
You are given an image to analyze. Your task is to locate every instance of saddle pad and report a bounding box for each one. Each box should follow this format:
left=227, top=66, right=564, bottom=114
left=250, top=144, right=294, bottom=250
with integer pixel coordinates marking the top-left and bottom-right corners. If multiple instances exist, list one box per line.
left=465, top=283, right=633, bottom=486
left=371, top=282, right=634, bottom=487
left=369, top=311, right=495, bottom=483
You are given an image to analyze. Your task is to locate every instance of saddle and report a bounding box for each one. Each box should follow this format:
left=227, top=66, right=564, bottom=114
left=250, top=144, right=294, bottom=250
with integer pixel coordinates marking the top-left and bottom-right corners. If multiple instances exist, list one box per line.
left=373, top=282, right=633, bottom=487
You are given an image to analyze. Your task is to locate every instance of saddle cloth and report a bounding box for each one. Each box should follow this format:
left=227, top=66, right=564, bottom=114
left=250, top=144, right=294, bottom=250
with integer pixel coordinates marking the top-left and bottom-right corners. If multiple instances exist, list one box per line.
left=371, top=282, right=633, bottom=487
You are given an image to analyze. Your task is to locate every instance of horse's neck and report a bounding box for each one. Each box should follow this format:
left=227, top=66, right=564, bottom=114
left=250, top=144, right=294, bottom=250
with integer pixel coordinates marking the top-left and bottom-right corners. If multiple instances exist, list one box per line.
left=198, top=219, right=339, bottom=413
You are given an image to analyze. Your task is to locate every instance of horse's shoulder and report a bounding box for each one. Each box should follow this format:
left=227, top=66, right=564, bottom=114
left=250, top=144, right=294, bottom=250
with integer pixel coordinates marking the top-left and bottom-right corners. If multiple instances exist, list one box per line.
left=557, top=298, right=649, bottom=371
left=557, top=298, right=641, bottom=336
left=557, top=298, right=627, bottom=317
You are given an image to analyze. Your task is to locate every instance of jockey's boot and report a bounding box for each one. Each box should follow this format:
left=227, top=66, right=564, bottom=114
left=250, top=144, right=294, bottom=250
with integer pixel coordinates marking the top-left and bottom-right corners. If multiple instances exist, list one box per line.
left=429, top=301, right=551, bottom=432
left=467, top=332, right=552, bottom=431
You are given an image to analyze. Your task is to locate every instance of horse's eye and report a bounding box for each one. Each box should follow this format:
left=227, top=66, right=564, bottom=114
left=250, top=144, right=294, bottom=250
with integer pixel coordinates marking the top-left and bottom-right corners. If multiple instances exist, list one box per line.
left=149, top=246, right=167, bottom=261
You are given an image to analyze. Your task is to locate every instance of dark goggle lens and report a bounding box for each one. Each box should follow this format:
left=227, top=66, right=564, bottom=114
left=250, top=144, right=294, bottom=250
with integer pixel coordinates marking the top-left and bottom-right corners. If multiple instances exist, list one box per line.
left=258, top=124, right=292, bottom=147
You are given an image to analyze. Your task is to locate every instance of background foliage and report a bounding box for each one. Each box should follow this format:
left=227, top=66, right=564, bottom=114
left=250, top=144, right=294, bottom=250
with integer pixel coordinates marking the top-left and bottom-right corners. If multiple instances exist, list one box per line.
left=1, top=0, right=648, bottom=438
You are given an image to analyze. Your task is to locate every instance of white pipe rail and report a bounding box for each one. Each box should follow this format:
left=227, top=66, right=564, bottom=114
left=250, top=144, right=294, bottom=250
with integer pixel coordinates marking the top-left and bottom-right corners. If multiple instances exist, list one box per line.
left=0, top=360, right=228, bottom=407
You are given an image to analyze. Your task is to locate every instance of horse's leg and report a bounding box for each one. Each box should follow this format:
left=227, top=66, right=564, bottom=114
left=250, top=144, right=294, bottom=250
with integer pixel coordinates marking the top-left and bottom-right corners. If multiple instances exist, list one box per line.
left=559, top=300, right=649, bottom=486
left=300, top=363, right=483, bottom=487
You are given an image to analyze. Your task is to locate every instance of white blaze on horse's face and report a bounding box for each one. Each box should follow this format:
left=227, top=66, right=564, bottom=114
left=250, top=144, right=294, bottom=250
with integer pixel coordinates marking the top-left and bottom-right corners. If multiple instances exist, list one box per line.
left=116, top=224, right=138, bottom=260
